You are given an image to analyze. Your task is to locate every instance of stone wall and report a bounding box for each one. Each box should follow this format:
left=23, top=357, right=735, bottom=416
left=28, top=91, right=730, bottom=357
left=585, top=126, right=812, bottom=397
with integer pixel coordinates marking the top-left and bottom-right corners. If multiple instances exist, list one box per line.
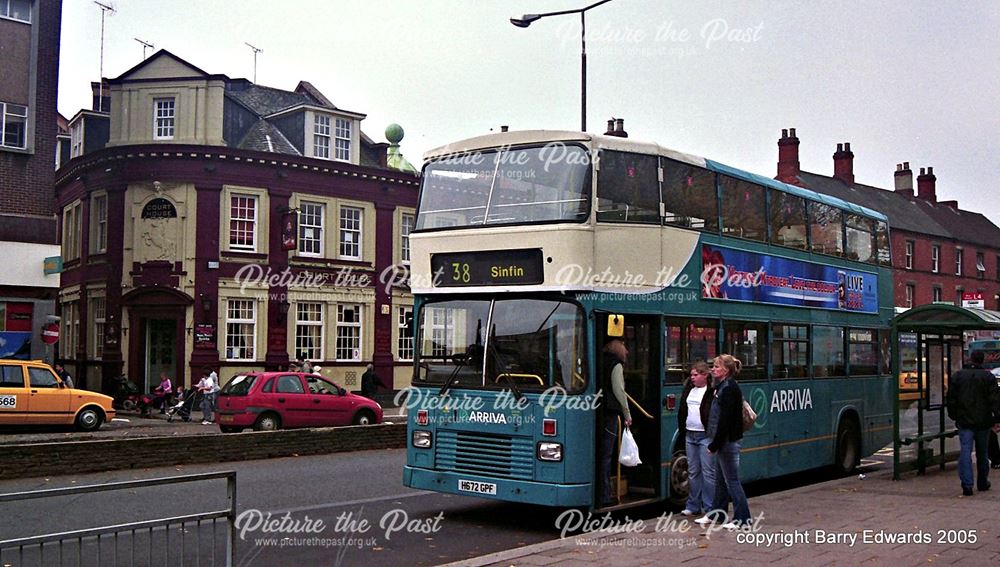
left=0, top=423, right=406, bottom=480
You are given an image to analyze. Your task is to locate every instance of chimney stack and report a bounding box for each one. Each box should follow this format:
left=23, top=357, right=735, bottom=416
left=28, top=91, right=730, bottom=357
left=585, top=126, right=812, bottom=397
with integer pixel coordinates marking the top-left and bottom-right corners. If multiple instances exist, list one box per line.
left=776, top=128, right=800, bottom=183
left=833, top=142, right=854, bottom=185
left=917, top=166, right=937, bottom=202
left=894, top=162, right=914, bottom=198
left=605, top=118, right=629, bottom=138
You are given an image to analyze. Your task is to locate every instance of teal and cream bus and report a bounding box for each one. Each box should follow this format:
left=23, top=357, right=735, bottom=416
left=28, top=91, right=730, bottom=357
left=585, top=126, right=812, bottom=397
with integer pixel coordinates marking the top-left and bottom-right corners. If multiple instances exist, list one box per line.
left=402, top=130, right=895, bottom=510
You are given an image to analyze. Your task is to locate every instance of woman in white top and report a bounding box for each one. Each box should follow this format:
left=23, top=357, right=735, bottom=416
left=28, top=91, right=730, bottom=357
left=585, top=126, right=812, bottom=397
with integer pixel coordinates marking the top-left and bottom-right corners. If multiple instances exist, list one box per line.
left=677, top=361, right=716, bottom=515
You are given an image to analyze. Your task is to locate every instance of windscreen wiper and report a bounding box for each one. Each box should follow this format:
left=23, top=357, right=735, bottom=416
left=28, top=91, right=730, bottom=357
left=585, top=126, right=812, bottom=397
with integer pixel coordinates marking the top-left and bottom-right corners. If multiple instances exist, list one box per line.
left=489, top=340, right=523, bottom=401
left=438, top=354, right=468, bottom=397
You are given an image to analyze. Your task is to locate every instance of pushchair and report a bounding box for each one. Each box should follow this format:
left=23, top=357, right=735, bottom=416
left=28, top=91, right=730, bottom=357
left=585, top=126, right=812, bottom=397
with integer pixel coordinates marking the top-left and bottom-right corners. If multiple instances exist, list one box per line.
left=166, top=388, right=201, bottom=422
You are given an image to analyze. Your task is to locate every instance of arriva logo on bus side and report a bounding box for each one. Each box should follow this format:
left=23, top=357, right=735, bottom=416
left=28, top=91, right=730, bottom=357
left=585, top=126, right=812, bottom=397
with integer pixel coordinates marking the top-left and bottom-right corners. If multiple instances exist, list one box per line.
left=770, top=388, right=813, bottom=413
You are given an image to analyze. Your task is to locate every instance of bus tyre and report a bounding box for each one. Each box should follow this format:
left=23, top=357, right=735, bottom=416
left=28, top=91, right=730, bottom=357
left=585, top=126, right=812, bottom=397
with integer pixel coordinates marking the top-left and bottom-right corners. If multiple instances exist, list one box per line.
left=669, top=448, right=690, bottom=506
left=75, top=407, right=104, bottom=432
left=835, top=418, right=861, bottom=474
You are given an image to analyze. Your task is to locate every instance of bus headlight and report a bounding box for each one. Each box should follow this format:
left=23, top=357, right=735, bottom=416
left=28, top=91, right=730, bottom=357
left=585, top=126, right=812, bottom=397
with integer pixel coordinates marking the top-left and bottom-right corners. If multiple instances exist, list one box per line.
left=412, top=430, right=433, bottom=448
left=537, top=442, right=562, bottom=462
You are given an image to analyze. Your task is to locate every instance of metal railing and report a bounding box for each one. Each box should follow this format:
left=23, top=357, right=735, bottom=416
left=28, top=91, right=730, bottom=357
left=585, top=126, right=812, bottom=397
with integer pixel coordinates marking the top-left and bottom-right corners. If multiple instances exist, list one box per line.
left=0, top=471, right=236, bottom=566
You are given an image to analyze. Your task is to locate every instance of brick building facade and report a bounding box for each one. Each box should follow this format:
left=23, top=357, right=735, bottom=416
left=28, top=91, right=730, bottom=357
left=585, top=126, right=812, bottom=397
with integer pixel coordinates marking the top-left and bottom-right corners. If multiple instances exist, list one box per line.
left=0, top=0, right=62, bottom=361
left=776, top=128, right=1000, bottom=314
left=55, top=51, right=420, bottom=394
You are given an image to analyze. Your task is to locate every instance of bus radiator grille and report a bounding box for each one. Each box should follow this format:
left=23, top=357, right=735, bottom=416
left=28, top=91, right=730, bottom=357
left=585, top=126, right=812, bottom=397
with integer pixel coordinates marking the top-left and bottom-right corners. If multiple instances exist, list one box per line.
left=435, top=430, right=535, bottom=480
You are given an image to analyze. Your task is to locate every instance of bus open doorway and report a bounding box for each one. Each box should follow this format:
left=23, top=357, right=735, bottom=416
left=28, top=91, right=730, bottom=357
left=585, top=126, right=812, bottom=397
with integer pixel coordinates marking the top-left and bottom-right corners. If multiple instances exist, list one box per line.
left=595, top=314, right=661, bottom=510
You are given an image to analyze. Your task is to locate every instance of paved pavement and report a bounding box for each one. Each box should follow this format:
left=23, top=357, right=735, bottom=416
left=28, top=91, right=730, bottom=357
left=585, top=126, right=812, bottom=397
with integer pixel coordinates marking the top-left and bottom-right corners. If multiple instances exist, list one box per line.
left=0, top=405, right=406, bottom=445
left=443, top=460, right=1000, bottom=567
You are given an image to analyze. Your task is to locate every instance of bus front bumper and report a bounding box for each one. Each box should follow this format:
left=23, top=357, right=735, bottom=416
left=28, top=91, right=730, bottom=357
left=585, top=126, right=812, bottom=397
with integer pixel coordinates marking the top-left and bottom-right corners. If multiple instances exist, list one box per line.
left=403, top=466, right=592, bottom=507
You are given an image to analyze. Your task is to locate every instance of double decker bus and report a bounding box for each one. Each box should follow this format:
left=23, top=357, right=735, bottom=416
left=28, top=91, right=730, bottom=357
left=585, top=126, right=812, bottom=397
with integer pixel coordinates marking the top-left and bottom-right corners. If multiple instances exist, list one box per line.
left=402, top=130, right=895, bottom=510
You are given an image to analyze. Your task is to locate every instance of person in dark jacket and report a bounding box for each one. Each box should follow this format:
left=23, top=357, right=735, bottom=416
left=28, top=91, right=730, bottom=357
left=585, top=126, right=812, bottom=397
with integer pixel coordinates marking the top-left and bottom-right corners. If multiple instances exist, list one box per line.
left=361, top=363, right=381, bottom=399
left=599, top=338, right=632, bottom=506
left=946, top=350, right=1000, bottom=495
left=696, top=354, right=750, bottom=529
left=677, top=361, right=715, bottom=516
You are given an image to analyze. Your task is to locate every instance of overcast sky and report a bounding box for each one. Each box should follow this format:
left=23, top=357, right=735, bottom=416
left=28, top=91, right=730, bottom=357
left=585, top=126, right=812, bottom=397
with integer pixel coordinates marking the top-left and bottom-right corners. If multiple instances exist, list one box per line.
left=58, top=1, right=1000, bottom=223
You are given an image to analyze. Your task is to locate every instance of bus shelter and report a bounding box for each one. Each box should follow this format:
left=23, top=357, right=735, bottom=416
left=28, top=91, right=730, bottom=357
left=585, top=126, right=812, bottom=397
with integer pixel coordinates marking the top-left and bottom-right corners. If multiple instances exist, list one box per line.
left=891, top=305, right=1000, bottom=479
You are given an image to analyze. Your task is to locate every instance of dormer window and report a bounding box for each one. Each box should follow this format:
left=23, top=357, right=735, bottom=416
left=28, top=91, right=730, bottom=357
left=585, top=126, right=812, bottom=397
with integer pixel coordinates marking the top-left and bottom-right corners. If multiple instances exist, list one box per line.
left=154, top=98, right=175, bottom=140
left=335, top=118, right=351, bottom=161
left=313, top=115, right=331, bottom=159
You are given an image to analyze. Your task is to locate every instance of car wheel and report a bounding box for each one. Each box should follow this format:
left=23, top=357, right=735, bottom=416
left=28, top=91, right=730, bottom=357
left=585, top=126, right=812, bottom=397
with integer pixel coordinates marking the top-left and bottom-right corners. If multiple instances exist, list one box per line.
left=75, top=407, right=104, bottom=432
left=669, top=448, right=690, bottom=506
left=835, top=417, right=861, bottom=474
left=220, top=426, right=240, bottom=433
left=353, top=409, right=376, bottom=425
left=253, top=413, right=281, bottom=431
left=121, top=399, right=137, bottom=412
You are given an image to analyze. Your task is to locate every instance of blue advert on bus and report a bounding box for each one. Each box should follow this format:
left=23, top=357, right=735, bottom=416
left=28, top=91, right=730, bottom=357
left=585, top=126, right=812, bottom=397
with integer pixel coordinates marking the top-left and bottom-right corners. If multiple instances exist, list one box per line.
left=702, top=244, right=878, bottom=313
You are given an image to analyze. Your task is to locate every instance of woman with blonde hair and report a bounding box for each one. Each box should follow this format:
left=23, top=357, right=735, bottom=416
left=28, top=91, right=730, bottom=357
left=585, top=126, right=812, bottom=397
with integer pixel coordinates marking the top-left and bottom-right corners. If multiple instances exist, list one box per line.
left=695, top=354, right=751, bottom=529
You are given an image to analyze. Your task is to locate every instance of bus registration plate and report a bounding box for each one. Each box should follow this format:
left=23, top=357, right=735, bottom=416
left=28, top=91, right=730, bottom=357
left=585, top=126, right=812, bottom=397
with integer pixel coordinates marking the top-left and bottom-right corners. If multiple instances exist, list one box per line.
left=458, top=479, right=497, bottom=495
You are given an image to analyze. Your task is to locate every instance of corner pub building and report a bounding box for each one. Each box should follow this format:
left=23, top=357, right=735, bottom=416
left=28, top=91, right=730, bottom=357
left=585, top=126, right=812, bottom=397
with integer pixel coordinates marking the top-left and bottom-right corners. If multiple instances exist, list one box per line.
left=54, top=50, right=420, bottom=395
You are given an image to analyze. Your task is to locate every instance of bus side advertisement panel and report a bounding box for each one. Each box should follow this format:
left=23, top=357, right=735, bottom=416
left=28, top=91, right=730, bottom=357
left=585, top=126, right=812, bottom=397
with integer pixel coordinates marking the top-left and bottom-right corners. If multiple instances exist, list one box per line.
left=701, top=244, right=878, bottom=314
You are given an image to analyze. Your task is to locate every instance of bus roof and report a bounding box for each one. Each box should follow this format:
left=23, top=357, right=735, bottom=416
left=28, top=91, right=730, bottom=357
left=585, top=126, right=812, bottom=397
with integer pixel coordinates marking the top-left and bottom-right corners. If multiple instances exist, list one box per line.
left=423, top=130, right=887, bottom=223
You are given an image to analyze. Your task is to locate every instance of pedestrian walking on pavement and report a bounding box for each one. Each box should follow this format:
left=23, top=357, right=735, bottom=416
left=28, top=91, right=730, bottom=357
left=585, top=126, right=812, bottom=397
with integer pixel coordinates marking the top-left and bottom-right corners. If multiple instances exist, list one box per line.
left=946, top=350, right=1000, bottom=495
left=54, top=363, right=74, bottom=389
left=677, top=361, right=716, bottom=517
left=197, top=366, right=220, bottom=425
left=361, top=363, right=382, bottom=399
left=696, top=354, right=751, bottom=530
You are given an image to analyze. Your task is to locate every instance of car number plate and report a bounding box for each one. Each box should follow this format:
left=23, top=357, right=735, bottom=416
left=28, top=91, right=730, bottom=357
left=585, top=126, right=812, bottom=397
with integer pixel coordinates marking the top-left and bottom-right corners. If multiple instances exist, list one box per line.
left=458, top=479, right=497, bottom=495
left=219, top=415, right=233, bottom=423
left=0, top=395, right=16, bottom=409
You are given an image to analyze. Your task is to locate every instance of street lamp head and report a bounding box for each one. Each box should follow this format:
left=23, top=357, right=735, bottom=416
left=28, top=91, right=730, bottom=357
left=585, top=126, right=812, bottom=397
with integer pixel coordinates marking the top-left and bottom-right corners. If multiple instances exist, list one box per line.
left=510, top=14, right=541, bottom=28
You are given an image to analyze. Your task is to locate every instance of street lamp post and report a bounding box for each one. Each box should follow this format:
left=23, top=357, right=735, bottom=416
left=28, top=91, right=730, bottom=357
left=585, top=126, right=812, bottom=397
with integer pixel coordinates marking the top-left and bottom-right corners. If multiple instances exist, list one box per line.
left=511, top=0, right=613, bottom=132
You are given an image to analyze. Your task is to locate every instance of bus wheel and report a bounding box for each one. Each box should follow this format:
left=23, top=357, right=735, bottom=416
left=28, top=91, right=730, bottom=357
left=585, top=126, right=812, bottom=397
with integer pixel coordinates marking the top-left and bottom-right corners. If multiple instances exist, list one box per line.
left=669, top=449, right=690, bottom=506
left=835, top=418, right=861, bottom=474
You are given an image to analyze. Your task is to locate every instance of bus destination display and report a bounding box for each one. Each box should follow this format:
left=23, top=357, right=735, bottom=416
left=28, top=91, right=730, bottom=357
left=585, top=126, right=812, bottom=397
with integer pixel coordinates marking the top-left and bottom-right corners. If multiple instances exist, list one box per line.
left=431, top=249, right=544, bottom=287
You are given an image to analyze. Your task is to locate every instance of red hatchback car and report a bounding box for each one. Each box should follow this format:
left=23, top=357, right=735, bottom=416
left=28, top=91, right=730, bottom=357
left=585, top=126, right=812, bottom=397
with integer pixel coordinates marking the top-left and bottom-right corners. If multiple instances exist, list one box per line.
left=216, top=372, right=382, bottom=432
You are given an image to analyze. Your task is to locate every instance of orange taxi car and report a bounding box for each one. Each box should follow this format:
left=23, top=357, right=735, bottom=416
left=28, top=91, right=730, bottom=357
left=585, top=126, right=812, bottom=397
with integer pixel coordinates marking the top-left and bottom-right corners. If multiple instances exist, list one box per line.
left=0, top=360, right=115, bottom=431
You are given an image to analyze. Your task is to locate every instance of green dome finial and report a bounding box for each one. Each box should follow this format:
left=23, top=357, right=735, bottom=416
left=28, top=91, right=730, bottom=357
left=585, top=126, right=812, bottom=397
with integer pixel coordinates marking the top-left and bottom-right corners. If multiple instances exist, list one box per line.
left=385, top=123, right=404, bottom=145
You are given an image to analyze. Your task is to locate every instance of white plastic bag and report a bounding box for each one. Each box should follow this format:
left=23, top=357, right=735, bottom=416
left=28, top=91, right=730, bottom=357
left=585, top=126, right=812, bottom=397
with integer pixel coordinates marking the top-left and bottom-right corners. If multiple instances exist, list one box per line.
left=619, top=426, right=642, bottom=467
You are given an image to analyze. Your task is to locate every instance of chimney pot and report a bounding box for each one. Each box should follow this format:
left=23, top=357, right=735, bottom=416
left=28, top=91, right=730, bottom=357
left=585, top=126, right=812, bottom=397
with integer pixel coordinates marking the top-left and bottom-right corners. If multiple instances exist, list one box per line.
left=919, top=167, right=925, bottom=175
left=903, top=161, right=909, bottom=169
left=844, top=142, right=851, bottom=152
left=500, top=125, right=509, bottom=133
left=789, top=128, right=796, bottom=137
left=782, top=128, right=788, bottom=138
left=605, top=119, right=615, bottom=136
left=928, top=166, right=934, bottom=175
left=837, top=143, right=844, bottom=152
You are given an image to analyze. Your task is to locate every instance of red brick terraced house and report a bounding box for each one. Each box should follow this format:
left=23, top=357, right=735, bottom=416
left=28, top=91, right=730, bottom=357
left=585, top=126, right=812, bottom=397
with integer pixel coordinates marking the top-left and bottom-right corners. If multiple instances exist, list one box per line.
left=0, top=0, right=62, bottom=362
left=55, top=50, right=420, bottom=395
left=776, top=128, right=1000, bottom=318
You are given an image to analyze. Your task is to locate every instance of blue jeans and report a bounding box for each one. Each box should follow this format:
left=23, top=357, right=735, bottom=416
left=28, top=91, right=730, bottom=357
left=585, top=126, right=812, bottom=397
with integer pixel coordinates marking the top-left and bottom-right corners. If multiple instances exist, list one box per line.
left=685, top=431, right=716, bottom=513
left=201, top=392, right=217, bottom=421
left=600, top=421, right=619, bottom=503
left=711, top=441, right=751, bottom=524
left=958, top=428, right=991, bottom=490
